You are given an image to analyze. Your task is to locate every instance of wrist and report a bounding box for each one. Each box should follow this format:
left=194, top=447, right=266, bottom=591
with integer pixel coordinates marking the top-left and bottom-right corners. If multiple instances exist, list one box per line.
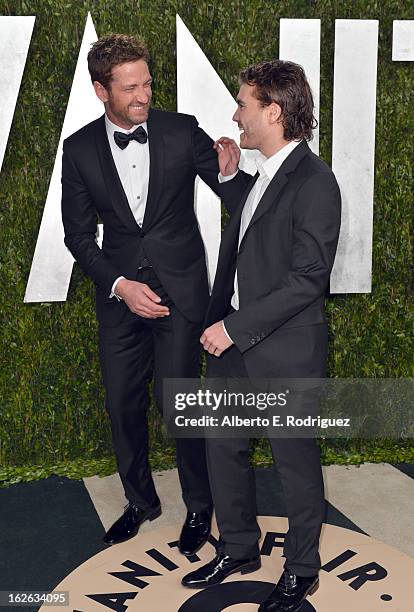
left=114, top=278, right=130, bottom=298
left=222, top=320, right=233, bottom=343
left=219, top=169, right=238, bottom=182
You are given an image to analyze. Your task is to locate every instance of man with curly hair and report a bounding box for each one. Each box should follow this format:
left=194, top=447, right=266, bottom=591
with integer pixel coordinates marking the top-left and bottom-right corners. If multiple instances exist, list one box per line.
left=182, top=60, right=341, bottom=612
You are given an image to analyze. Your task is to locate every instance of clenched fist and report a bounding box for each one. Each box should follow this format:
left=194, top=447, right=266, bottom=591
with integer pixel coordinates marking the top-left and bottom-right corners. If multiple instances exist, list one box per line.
left=200, top=321, right=233, bottom=356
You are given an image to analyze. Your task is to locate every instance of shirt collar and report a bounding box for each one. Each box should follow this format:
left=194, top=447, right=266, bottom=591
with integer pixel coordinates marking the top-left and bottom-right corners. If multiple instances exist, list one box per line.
left=256, top=139, right=302, bottom=181
left=105, top=114, right=148, bottom=137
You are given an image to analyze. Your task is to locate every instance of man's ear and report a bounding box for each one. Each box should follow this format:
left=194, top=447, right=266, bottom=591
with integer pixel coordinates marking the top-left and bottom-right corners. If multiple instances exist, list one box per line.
left=93, top=80, right=109, bottom=103
left=268, top=102, right=282, bottom=125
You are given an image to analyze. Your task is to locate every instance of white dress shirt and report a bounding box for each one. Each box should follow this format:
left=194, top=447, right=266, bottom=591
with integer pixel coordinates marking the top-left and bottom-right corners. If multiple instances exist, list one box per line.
left=104, top=115, right=150, bottom=297
left=222, top=139, right=302, bottom=341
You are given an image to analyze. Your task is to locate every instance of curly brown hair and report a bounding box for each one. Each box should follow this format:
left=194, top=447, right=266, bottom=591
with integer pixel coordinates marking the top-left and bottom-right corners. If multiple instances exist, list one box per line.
left=87, top=34, right=150, bottom=90
left=239, top=60, right=317, bottom=141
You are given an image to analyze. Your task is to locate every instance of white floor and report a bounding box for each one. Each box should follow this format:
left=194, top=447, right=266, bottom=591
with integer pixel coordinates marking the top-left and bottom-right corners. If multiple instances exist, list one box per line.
left=322, top=463, right=414, bottom=557
left=84, top=469, right=186, bottom=533
left=84, top=462, right=414, bottom=557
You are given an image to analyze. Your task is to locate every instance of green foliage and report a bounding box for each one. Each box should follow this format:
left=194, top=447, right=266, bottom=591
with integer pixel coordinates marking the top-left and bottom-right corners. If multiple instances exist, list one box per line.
left=251, top=438, right=414, bottom=467
left=0, top=439, right=177, bottom=487
left=0, top=1, right=412, bottom=469
left=2, top=439, right=413, bottom=488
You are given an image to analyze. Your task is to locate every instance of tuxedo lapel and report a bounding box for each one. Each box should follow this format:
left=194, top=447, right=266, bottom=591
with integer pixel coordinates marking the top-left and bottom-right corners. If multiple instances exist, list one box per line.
left=94, top=115, right=141, bottom=233
left=142, top=109, right=164, bottom=231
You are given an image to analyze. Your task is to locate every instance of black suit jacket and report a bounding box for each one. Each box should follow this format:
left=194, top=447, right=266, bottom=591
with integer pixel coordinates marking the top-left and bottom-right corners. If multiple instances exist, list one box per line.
left=62, top=108, right=245, bottom=325
left=205, top=140, right=342, bottom=379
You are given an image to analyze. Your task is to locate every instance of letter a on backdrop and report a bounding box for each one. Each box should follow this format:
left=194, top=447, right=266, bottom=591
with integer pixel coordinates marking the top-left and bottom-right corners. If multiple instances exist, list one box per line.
left=24, top=12, right=102, bottom=303
left=176, top=14, right=258, bottom=286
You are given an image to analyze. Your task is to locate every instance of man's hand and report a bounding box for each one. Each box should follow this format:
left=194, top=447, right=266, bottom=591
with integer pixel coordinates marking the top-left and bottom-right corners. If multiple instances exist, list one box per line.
left=115, top=279, right=170, bottom=318
left=213, top=137, right=240, bottom=177
left=200, top=321, right=233, bottom=356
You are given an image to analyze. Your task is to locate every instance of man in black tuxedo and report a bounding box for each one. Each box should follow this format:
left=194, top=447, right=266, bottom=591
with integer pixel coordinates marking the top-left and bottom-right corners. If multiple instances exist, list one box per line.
left=61, top=34, right=244, bottom=552
left=182, top=60, right=341, bottom=612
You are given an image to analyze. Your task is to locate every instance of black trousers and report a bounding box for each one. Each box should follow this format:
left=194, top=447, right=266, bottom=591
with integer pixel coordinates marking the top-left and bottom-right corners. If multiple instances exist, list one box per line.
left=98, top=267, right=212, bottom=514
left=206, top=344, right=325, bottom=577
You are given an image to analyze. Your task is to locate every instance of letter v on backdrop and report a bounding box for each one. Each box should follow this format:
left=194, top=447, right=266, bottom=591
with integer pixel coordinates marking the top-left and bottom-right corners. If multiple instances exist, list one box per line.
left=0, top=13, right=411, bottom=301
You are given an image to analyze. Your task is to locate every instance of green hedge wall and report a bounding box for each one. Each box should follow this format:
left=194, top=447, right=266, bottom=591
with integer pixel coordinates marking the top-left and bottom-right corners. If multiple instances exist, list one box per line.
left=0, top=0, right=412, bottom=467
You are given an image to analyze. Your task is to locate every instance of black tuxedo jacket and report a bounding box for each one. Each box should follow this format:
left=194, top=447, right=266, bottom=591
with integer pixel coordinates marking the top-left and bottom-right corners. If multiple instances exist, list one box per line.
left=205, top=140, right=342, bottom=379
left=62, top=108, right=245, bottom=325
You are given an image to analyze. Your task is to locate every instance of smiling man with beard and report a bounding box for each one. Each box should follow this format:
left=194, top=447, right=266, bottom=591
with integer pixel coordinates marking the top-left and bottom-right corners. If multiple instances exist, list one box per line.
left=181, top=60, right=341, bottom=612
left=61, top=34, right=247, bottom=555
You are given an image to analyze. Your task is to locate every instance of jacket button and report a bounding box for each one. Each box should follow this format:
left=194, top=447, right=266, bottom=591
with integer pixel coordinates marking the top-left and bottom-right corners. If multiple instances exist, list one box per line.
left=250, top=338, right=256, bottom=345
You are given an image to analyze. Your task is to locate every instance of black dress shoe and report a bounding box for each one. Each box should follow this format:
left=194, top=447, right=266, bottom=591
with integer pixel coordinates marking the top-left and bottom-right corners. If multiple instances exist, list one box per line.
left=178, top=511, right=211, bottom=556
left=103, top=501, right=161, bottom=545
left=181, top=551, right=261, bottom=588
left=258, top=570, right=319, bottom=611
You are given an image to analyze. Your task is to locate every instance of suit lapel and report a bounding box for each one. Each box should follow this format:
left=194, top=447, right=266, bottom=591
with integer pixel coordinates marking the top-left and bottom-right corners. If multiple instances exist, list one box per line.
left=239, top=140, right=310, bottom=249
left=142, top=108, right=164, bottom=231
left=94, top=115, right=141, bottom=233
left=246, top=173, right=288, bottom=229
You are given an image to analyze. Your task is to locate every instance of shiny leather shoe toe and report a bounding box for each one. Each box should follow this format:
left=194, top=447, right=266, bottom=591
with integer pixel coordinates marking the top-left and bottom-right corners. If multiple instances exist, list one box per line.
left=178, top=511, right=211, bottom=556
left=103, top=501, right=161, bottom=545
left=259, top=570, right=319, bottom=611
left=181, top=551, right=261, bottom=588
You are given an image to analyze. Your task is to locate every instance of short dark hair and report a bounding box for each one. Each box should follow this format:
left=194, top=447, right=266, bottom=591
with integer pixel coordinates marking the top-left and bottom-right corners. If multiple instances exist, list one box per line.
left=87, top=34, right=150, bottom=89
left=239, top=60, right=317, bottom=141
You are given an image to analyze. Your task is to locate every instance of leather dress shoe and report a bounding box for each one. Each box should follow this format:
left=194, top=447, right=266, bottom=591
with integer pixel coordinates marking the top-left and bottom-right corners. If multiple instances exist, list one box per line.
left=259, top=570, right=319, bottom=611
left=178, top=511, right=211, bottom=556
left=103, top=501, right=161, bottom=545
left=181, top=551, right=261, bottom=588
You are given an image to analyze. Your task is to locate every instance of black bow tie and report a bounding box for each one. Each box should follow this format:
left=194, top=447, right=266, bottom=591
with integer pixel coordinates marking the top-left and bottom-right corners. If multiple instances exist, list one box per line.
left=114, top=125, right=148, bottom=149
